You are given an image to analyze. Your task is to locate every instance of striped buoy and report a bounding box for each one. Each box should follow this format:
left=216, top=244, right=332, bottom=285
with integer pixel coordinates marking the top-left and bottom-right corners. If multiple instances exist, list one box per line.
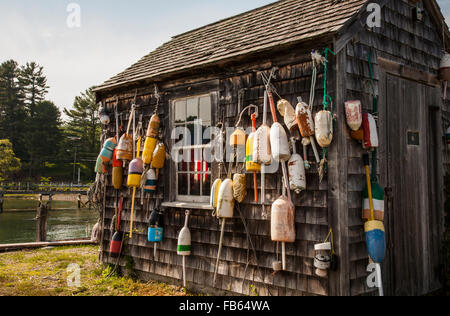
left=363, top=182, right=385, bottom=221
left=100, top=137, right=117, bottom=163
left=362, top=114, right=379, bottom=149
left=112, top=149, right=123, bottom=190
left=178, top=210, right=191, bottom=287
left=148, top=209, right=164, bottom=243
left=365, top=220, right=386, bottom=263
left=127, top=158, right=144, bottom=188
left=144, top=169, right=157, bottom=194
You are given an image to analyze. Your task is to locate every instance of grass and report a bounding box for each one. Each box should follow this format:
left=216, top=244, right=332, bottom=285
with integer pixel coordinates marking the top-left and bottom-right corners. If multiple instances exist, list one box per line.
left=0, top=245, right=195, bottom=296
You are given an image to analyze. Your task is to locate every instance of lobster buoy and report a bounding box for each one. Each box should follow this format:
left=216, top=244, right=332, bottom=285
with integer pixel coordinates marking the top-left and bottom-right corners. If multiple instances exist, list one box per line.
left=217, top=179, right=235, bottom=219
left=232, top=174, right=247, bottom=204
left=447, top=126, right=450, bottom=150
left=127, top=158, right=144, bottom=188
left=246, top=130, right=261, bottom=172
left=253, top=124, right=272, bottom=165
left=142, top=137, right=157, bottom=166
left=314, top=242, right=332, bottom=278
left=277, top=99, right=297, bottom=133
left=296, top=101, right=315, bottom=138
left=363, top=154, right=385, bottom=264
left=144, top=169, right=157, bottom=194
left=363, top=182, right=385, bottom=221
left=271, top=196, right=296, bottom=243
left=288, top=138, right=306, bottom=194
left=345, top=100, right=363, bottom=131
left=315, top=110, right=333, bottom=148
left=365, top=221, right=386, bottom=263
left=100, top=137, right=117, bottom=163
left=210, top=179, right=222, bottom=209
left=151, top=143, right=166, bottom=169
left=230, top=128, right=246, bottom=147
left=270, top=122, right=290, bottom=162
left=112, top=149, right=123, bottom=190
left=110, top=231, right=123, bottom=258
left=99, top=105, right=110, bottom=125
left=117, top=133, right=133, bottom=161
left=146, top=114, right=161, bottom=139
left=148, top=209, right=164, bottom=243
left=439, top=52, right=450, bottom=81
left=362, top=114, right=379, bottom=149
left=178, top=210, right=191, bottom=287
left=110, top=197, right=124, bottom=258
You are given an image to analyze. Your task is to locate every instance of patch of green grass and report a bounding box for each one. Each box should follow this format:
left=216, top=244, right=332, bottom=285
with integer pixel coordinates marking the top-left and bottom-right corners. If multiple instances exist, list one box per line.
left=0, top=245, right=196, bottom=296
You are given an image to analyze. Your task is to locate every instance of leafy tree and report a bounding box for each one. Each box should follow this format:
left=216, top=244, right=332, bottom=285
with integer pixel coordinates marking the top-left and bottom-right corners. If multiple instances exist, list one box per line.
left=18, top=62, right=49, bottom=117
left=0, top=60, right=27, bottom=159
left=0, top=139, right=21, bottom=181
left=63, top=87, right=101, bottom=157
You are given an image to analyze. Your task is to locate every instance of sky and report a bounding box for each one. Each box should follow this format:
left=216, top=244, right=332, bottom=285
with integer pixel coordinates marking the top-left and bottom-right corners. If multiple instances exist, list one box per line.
left=0, top=0, right=449, bottom=118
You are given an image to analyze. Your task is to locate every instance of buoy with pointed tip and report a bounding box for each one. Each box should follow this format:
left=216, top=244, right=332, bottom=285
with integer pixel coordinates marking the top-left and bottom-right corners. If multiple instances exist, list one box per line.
left=363, top=154, right=386, bottom=264
left=177, top=210, right=191, bottom=288
left=230, top=128, right=246, bottom=147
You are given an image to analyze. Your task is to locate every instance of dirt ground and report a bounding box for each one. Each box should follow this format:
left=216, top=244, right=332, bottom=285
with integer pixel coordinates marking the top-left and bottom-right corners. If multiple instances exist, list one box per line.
left=0, top=245, right=194, bottom=296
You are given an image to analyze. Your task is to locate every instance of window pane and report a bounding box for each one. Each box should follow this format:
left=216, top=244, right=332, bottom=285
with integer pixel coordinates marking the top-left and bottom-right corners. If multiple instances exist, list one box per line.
left=202, top=174, right=211, bottom=197
left=178, top=174, right=188, bottom=195
left=186, top=98, right=198, bottom=122
left=199, top=96, right=211, bottom=124
left=175, top=100, right=186, bottom=124
left=190, top=173, right=201, bottom=196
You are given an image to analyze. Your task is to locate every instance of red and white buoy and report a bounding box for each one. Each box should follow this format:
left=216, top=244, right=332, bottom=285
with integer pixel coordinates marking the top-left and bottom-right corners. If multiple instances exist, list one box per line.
left=345, top=100, right=363, bottom=132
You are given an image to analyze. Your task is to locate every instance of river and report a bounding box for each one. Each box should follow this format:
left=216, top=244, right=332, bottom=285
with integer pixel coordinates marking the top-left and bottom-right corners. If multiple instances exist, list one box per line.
left=0, top=198, right=98, bottom=244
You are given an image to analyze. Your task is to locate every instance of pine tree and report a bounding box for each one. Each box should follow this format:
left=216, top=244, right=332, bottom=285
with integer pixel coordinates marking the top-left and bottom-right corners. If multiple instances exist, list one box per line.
left=0, top=60, right=27, bottom=159
left=63, top=87, right=101, bottom=175
left=18, top=62, right=49, bottom=117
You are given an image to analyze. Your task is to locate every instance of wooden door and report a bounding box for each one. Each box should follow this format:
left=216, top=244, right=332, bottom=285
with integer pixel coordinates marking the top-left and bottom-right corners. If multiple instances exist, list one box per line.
left=381, top=74, right=442, bottom=296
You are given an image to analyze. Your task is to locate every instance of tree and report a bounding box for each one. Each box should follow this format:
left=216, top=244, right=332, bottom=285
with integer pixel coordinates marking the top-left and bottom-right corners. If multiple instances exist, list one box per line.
left=0, top=60, right=27, bottom=159
left=63, top=87, right=101, bottom=156
left=0, top=139, right=21, bottom=181
left=18, top=62, right=49, bottom=117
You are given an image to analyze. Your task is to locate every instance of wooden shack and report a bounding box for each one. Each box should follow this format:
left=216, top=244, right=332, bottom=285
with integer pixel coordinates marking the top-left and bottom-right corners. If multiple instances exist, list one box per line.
left=94, top=0, right=449, bottom=296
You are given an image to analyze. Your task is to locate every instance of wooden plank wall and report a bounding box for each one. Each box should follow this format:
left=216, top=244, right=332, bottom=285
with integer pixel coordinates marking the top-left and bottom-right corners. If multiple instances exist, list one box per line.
left=341, top=0, right=445, bottom=295
left=97, top=45, right=338, bottom=296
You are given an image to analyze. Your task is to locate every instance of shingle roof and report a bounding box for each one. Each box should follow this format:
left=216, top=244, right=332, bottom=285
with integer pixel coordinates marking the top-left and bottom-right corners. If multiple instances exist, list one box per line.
left=95, top=0, right=367, bottom=91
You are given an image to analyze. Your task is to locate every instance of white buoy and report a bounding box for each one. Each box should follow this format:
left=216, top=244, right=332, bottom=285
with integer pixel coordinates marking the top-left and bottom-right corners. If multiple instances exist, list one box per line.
left=315, top=110, right=333, bottom=148
left=177, top=210, right=191, bottom=287
left=270, top=122, right=291, bottom=162
left=288, top=138, right=306, bottom=194
left=345, top=100, right=363, bottom=131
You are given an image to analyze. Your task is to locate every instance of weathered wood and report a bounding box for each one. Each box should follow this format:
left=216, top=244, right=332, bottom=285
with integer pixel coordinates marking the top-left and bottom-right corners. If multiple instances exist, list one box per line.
left=378, top=57, right=440, bottom=86
left=0, top=239, right=95, bottom=253
left=36, top=199, right=49, bottom=242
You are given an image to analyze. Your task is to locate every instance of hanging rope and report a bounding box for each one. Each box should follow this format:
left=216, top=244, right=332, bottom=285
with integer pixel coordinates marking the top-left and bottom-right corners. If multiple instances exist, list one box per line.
left=367, top=51, right=379, bottom=183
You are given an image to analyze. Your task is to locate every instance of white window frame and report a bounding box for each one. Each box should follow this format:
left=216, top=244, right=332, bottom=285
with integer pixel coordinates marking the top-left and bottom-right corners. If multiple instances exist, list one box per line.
left=172, top=94, right=212, bottom=203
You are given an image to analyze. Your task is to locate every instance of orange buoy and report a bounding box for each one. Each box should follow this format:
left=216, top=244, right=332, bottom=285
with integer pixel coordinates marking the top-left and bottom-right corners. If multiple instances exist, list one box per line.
left=146, top=114, right=160, bottom=138
left=151, top=143, right=166, bottom=169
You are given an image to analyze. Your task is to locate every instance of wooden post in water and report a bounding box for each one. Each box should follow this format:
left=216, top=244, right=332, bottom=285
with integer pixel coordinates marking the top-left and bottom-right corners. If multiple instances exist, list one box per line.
left=36, top=195, right=49, bottom=242
left=0, top=192, right=4, bottom=214
left=77, top=194, right=81, bottom=209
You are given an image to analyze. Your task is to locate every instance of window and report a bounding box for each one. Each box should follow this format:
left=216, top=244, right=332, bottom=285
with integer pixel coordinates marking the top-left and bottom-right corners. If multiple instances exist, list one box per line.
left=172, top=95, right=212, bottom=203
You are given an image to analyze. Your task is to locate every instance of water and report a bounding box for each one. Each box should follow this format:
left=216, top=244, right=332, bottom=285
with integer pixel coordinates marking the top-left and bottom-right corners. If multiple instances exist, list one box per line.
left=0, top=199, right=98, bottom=244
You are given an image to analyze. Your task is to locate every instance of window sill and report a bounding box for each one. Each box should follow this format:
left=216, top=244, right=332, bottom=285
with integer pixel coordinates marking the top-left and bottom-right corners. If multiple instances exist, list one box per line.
left=161, top=201, right=213, bottom=211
